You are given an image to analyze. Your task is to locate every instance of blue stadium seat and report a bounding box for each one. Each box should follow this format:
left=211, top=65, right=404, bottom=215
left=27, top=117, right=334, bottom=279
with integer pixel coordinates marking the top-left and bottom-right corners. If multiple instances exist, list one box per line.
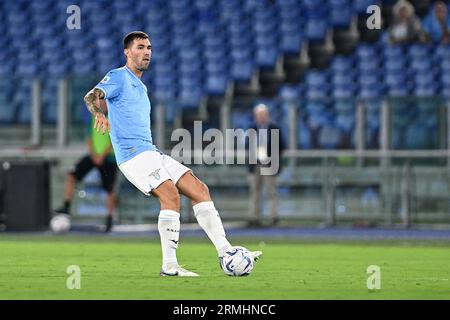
left=179, top=87, right=203, bottom=109
left=306, top=71, right=329, bottom=86
left=280, top=19, right=301, bottom=34
left=410, top=59, right=433, bottom=72
left=145, top=9, right=167, bottom=24
left=256, top=48, right=278, bottom=69
left=72, top=61, right=96, bottom=76
left=305, top=100, right=327, bottom=114
left=231, top=48, right=252, bottom=63
left=357, top=59, right=379, bottom=72
left=169, top=0, right=191, bottom=11
left=331, top=57, right=354, bottom=73
left=297, top=121, right=312, bottom=150
left=255, top=34, right=278, bottom=48
left=281, top=1, right=302, bottom=17
left=441, top=87, right=450, bottom=100
left=308, top=112, right=332, bottom=132
left=415, top=72, right=436, bottom=86
left=279, top=85, right=301, bottom=101
left=385, top=59, right=406, bottom=72
left=303, top=0, right=328, bottom=18
left=335, top=99, right=355, bottom=114
left=383, top=45, right=404, bottom=60
left=356, top=44, right=377, bottom=60
left=229, top=33, right=253, bottom=48
left=332, top=73, right=355, bottom=86
left=206, top=75, right=228, bottom=96
left=206, top=61, right=228, bottom=75
left=319, top=125, right=342, bottom=149
left=332, top=86, right=356, bottom=99
left=408, top=44, right=430, bottom=60
left=178, top=48, right=200, bottom=63
left=330, top=6, right=352, bottom=28
left=354, top=0, right=380, bottom=14
left=441, top=73, right=450, bottom=87
left=154, top=86, right=177, bottom=102
left=16, top=64, right=39, bottom=76
left=365, top=99, right=382, bottom=114
left=231, top=62, right=253, bottom=82
left=359, top=87, right=383, bottom=99
left=329, top=0, right=351, bottom=6
left=47, top=63, right=70, bottom=76
left=358, top=73, right=379, bottom=87
left=306, top=87, right=329, bottom=100
left=434, top=45, right=450, bottom=62
left=203, top=31, right=227, bottom=48
left=441, top=59, right=450, bottom=72
left=281, top=34, right=303, bottom=54
left=385, top=73, right=407, bottom=87
left=305, top=19, right=328, bottom=42
left=194, top=0, right=215, bottom=10
left=388, top=85, right=410, bottom=97
left=414, top=85, right=436, bottom=98
left=253, top=19, right=277, bottom=35
left=335, top=113, right=355, bottom=134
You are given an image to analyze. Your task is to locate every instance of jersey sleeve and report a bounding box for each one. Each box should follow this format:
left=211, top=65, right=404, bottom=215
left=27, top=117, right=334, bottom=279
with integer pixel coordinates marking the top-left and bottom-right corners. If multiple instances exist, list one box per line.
left=95, top=70, right=124, bottom=99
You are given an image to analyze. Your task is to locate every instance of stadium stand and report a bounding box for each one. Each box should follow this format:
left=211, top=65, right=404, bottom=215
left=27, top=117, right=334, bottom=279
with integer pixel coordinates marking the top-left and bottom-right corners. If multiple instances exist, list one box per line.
left=0, top=0, right=448, bottom=151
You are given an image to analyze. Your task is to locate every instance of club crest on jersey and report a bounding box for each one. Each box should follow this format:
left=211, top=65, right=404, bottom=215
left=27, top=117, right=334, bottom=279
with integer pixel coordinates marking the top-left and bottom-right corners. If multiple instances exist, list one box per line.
left=100, top=76, right=110, bottom=84
left=149, top=168, right=161, bottom=180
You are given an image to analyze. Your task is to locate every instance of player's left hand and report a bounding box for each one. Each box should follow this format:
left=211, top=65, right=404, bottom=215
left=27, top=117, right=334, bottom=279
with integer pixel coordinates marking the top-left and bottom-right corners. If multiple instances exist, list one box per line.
left=94, top=112, right=110, bottom=134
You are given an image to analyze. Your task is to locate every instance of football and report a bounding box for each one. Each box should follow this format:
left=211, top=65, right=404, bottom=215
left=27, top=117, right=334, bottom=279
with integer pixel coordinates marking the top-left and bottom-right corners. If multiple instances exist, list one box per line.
left=50, top=214, right=71, bottom=234
left=220, top=246, right=254, bottom=276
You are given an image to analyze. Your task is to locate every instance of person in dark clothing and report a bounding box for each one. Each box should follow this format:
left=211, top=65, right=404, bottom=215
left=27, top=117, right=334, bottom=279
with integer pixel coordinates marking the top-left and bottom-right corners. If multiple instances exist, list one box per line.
left=247, top=104, right=286, bottom=227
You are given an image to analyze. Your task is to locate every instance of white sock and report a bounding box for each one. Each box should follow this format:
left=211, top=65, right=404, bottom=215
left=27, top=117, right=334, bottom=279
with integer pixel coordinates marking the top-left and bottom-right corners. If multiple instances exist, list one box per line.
left=193, top=201, right=232, bottom=256
left=158, top=210, right=180, bottom=270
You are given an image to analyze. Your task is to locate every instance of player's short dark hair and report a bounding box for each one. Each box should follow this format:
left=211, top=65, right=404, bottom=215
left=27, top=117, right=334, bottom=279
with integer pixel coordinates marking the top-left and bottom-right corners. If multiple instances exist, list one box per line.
left=123, top=31, right=149, bottom=49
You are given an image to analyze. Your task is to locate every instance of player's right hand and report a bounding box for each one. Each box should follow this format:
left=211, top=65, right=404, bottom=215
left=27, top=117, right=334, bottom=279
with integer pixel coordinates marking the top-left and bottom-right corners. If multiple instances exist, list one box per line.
left=94, top=112, right=111, bottom=134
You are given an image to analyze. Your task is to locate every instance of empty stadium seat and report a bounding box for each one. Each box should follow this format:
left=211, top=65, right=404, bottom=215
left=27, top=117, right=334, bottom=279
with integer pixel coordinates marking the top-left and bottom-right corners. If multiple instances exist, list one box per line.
left=319, top=125, right=342, bottom=149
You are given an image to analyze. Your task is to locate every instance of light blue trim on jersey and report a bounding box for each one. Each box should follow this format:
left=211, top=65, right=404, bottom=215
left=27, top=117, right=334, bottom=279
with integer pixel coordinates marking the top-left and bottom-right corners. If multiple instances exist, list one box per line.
left=95, top=66, right=157, bottom=165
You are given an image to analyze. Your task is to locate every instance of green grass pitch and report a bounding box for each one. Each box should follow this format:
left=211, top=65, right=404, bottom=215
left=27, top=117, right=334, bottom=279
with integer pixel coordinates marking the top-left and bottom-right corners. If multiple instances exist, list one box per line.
left=0, top=235, right=449, bottom=299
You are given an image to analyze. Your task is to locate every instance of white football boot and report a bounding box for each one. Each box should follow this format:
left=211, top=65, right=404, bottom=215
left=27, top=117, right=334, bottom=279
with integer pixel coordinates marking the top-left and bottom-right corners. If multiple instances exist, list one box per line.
left=250, top=250, right=263, bottom=262
left=160, top=265, right=199, bottom=277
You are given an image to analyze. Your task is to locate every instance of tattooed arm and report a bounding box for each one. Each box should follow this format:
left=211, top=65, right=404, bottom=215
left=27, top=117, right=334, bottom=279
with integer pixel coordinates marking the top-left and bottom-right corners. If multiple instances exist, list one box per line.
left=84, top=88, right=105, bottom=115
left=84, top=88, right=110, bottom=134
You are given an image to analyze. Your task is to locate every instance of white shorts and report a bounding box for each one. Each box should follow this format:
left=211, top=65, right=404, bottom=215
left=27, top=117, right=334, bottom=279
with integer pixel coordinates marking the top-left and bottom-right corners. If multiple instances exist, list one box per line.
left=118, top=150, right=191, bottom=195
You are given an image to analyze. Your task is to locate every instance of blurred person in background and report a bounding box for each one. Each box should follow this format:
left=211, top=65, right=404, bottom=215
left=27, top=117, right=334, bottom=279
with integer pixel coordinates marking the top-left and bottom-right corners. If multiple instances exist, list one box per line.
left=247, top=104, right=286, bottom=227
left=53, top=101, right=117, bottom=233
left=388, top=0, right=423, bottom=44
left=422, top=0, right=450, bottom=43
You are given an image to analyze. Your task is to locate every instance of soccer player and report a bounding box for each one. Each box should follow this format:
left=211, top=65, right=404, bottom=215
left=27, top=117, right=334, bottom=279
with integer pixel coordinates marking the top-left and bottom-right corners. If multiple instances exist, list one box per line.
left=83, top=31, right=262, bottom=276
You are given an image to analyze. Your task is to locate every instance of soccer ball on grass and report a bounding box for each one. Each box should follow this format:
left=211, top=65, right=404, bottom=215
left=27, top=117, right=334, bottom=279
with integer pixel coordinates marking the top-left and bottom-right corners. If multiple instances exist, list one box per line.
left=220, top=246, right=254, bottom=276
left=50, top=214, right=71, bottom=234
